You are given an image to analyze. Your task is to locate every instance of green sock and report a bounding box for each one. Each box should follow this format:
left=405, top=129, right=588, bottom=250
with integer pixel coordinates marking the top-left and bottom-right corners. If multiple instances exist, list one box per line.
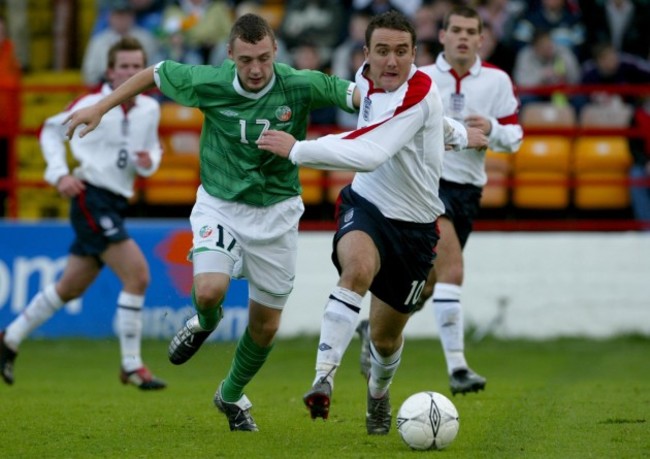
left=192, top=286, right=223, bottom=331
left=221, top=327, right=273, bottom=402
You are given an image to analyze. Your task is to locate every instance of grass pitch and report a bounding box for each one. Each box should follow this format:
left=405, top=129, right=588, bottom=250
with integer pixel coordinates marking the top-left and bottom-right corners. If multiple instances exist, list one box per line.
left=1, top=336, right=649, bottom=458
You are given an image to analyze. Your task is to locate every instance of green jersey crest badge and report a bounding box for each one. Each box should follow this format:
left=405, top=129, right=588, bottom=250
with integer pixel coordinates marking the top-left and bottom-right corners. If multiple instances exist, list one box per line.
left=275, top=106, right=292, bottom=122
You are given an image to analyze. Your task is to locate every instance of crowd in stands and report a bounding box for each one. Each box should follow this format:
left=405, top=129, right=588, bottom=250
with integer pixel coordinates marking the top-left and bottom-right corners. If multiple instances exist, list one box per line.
left=68, top=1, right=650, bottom=112
left=1, top=0, right=649, bottom=220
left=4, top=1, right=649, bottom=101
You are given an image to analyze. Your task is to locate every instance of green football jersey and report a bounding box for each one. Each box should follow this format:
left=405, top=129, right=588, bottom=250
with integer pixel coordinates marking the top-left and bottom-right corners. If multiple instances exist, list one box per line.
left=155, top=60, right=356, bottom=207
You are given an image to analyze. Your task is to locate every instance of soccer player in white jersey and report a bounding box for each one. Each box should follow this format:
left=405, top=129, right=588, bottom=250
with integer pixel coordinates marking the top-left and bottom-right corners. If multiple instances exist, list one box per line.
left=259, top=10, right=487, bottom=435
left=407, top=6, right=523, bottom=395
left=358, top=6, right=523, bottom=396
left=0, top=37, right=165, bottom=390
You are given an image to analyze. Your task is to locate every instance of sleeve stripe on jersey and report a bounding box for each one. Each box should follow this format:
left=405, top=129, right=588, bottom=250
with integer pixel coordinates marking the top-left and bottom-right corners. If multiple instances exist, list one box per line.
left=498, top=113, right=519, bottom=125
left=343, top=70, right=432, bottom=140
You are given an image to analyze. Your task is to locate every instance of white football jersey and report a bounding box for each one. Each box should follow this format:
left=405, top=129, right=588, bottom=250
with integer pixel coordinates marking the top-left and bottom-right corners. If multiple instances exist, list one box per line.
left=290, top=64, right=447, bottom=223
left=420, top=54, right=523, bottom=186
left=40, top=83, right=162, bottom=198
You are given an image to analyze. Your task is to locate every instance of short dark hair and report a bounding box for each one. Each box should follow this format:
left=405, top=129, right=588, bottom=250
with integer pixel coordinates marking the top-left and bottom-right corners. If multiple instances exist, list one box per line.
left=107, top=36, right=146, bottom=68
left=531, top=28, right=552, bottom=45
left=229, top=13, right=276, bottom=48
left=442, top=6, right=483, bottom=33
left=592, top=41, right=615, bottom=60
left=365, top=10, right=416, bottom=48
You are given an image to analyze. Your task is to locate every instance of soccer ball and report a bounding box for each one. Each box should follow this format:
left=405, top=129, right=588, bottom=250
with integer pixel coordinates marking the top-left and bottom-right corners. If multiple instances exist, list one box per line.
left=396, top=391, right=460, bottom=450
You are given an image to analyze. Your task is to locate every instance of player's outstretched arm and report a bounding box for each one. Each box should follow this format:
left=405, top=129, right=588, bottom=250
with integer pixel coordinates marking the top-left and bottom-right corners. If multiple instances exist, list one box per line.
left=64, top=66, right=157, bottom=139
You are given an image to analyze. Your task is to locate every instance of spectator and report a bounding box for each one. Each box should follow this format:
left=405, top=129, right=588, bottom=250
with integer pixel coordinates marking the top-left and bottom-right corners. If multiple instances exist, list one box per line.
left=511, top=0, right=586, bottom=60
left=292, top=43, right=338, bottom=126
left=161, top=0, right=233, bottom=63
left=208, top=1, right=292, bottom=66
left=331, top=11, right=370, bottom=79
left=0, top=14, right=20, bottom=115
left=475, top=0, right=525, bottom=45
left=155, top=30, right=203, bottom=67
left=0, top=15, right=20, bottom=119
left=415, top=39, right=440, bottom=67
left=3, top=0, right=29, bottom=69
left=291, top=42, right=326, bottom=72
left=479, top=21, right=516, bottom=76
left=513, top=28, right=581, bottom=105
left=580, top=0, right=650, bottom=60
left=582, top=43, right=650, bottom=88
left=92, top=0, right=167, bottom=36
left=412, top=4, right=440, bottom=43
left=0, top=15, right=21, bottom=216
left=278, top=0, right=345, bottom=62
left=82, top=2, right=159, bottom=86
left=336, top=43, right=366, bottom=130
left=352, top=0, right=421, bottom=18
left=153, top=30, right=204, bottom=102
left=412, top=1, right=458, bottom=42
left=581, top=43, right=650, bottom=106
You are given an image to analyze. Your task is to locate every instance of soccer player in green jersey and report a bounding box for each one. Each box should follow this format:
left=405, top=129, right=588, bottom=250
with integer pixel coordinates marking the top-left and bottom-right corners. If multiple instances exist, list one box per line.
left=65, top=13, right=359, bottom=432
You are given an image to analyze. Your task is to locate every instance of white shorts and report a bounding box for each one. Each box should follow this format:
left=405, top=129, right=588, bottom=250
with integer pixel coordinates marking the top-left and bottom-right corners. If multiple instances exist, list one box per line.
left=189, top=185, right=304, bottom=309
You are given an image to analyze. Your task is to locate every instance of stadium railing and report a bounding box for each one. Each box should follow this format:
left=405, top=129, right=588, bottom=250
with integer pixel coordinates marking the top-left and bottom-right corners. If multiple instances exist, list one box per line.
left=1, top=80, right=649, bottom=231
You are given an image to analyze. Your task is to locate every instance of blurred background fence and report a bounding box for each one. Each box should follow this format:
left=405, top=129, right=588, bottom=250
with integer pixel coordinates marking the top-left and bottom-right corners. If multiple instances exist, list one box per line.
left=2, top=79, right=650, bottom=231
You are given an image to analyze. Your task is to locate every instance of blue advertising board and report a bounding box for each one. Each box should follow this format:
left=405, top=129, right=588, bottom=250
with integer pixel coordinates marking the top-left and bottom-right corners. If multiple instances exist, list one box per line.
left=0, top=220, right=249, bottom=340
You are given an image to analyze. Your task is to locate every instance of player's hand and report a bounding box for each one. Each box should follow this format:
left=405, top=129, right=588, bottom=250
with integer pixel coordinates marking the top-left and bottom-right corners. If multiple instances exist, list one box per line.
left=56, top=175, right=85, bottom=198
left=466, top=126, right=488, bottom=150
left=257, top=130, right=296, bottom=158
left=135, top=151, right=152, bottom=169
left=63, top=105, right=103, bottom=139
left=465, top=114, right=491, bottom=135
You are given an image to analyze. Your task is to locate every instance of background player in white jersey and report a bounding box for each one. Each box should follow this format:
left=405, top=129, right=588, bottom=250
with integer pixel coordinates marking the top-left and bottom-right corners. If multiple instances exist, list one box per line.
left=0, top=37, right=165, bottom=390
left=418, top=6, right=522, bottom=395
left=259, top=10, right=487, bottom=435
left=63, top=14, right=361, bottom=432
left=360, top=5, right=523, bottom=396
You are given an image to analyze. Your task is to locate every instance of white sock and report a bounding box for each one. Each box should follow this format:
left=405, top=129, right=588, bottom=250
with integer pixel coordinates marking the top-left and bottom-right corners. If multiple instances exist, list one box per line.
left=4, top=284, right=64, bottom=350
left=116, top=291, right=144, bottom=372
left=313, top=286, right=362, bottom=389
left=368, top=337, right=403, bottom=399
left=433, top=283, right=467, bottom=374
